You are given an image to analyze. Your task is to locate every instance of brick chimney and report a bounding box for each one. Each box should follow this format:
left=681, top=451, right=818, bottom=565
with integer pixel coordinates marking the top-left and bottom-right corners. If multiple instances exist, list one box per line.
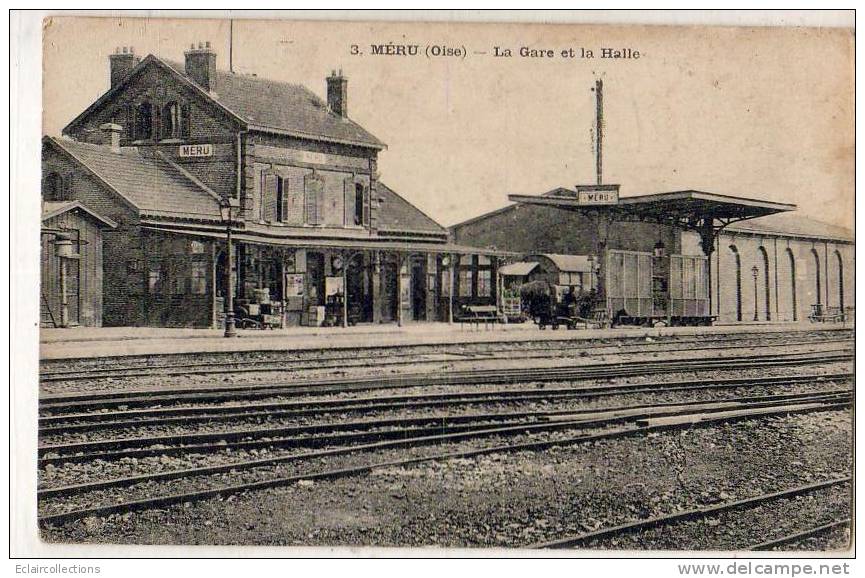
left=109, top=46, right=141, bottom=89
left=185, top=41, right=217, bottom=92
left=100, top=123, right=123, bottom=153
left=327, top=69, right=348, bottom=117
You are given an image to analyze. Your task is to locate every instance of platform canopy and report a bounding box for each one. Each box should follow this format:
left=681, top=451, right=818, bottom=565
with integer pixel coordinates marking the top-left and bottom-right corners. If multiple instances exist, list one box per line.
left=508, top=188, right=796, bottom=256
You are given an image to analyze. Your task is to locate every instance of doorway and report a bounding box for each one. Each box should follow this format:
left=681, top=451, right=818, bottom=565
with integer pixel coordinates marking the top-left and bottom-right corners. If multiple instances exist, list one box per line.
left=411, top=257, right=427, bottom=321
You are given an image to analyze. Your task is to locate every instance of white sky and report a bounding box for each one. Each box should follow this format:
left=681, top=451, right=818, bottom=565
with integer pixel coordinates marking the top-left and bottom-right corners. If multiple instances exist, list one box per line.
left=42, top=16, right=854, bottom=230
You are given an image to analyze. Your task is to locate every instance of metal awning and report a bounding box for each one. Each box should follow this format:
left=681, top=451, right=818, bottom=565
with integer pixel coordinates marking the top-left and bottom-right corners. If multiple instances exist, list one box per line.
left=499, top=261, right=539, bottom=276
left=141, top=223, right=513, bottom=257
left=508, top=189, right=796, bottom=256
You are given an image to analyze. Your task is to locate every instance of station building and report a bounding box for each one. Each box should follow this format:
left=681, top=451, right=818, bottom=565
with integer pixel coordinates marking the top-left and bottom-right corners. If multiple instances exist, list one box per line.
left=41, top=43, right=501, bottom=328
left=451, top=189, right=854, bottom=324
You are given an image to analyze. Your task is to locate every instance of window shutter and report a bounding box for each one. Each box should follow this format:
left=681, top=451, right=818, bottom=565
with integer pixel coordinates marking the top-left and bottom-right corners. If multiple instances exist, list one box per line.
left=262, top=172, right=278, bottom=223
left=304, top=173, right=324, bottom=225
left=344, top=177, right=355, bottom=226
left=278, top=177, right=289, bottom=222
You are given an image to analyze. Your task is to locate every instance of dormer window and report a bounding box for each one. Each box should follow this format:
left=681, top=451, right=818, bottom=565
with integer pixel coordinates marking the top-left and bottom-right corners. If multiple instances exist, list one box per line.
left=134, top=101, right=153, bottom=140
left=161, top=102, right=180, bottom=140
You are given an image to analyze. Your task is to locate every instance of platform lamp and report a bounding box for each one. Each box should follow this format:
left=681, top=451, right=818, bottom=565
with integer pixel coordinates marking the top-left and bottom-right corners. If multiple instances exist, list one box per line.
left=220, top=198, right=242, bottom=338
left=751, top=265, right=759, bottom=322
left=52, top=230, right=84, bottom=328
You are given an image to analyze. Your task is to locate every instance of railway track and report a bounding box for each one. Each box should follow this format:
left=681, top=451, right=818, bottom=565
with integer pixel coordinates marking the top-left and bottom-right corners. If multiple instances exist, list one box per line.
left=751, top=518, right=851, bottom=550
left=38, top=391, right=850, bottom=527
left=39, top=372, right=852, bottom=436
left=529, top=477, right=852, bottom=550
left=39, top=331, right=853, bottom=382
left=39, top=348, right=854, bottom=415
left=39, top=389, right=851, bottom=462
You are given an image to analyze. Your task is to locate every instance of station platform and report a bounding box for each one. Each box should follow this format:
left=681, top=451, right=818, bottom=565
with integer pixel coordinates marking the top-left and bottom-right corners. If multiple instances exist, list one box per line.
left=39, top=321, right=851, bottom=361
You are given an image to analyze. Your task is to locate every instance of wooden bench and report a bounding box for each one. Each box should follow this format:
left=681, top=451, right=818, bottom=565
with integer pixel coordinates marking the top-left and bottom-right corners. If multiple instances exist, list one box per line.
left=458, top=305, right=501, bottom=330
left=809, top=304, right=846, bottom=323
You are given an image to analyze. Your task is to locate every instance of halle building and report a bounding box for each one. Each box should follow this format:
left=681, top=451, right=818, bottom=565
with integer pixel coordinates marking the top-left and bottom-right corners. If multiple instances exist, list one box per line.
left=451, top=189, right=854, bottom=324
left=41, top=43, right=501, bottom=328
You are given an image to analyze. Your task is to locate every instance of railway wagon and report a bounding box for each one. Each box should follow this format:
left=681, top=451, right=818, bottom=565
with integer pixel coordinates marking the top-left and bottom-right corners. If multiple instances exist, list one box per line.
left=606, top=249, right=712, bottom=326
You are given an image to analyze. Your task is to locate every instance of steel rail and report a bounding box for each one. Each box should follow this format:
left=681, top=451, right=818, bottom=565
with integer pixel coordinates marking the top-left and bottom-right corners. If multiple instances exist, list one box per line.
left=39, top=373, right=853, bottom=434
left=37, top=399, right=851, bottom=527
left=529, top=478, right=852, bottom=549
left=39, top=335, right=853, bottom=382
left=40, top=329, right=852, bottom=376
left=39, top=349, right=854, bottom=413
left=750, top=518, right=851, bottom=551
left=39, top=390, right=851, bottom=460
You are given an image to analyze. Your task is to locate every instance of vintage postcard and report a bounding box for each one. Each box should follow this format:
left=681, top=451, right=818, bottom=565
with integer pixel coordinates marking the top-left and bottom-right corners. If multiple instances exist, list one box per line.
left=18, top=11, right=856, bottom=560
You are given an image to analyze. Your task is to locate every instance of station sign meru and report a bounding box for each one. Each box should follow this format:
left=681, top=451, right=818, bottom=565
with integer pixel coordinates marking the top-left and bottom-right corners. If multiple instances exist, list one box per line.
left=576, top=185, right=620, bottom=205
left=178, top=144, right=213, bottom=158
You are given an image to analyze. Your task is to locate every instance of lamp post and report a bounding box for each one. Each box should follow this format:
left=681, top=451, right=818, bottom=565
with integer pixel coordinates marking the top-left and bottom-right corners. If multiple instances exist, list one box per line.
left=751, top=265, right=759, bottom=322
left=220, top=198, right=242, bottom=338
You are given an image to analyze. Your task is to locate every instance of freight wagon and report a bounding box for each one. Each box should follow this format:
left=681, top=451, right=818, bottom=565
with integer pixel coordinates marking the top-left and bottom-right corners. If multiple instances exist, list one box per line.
left=605, top=249, right=713, bottom=326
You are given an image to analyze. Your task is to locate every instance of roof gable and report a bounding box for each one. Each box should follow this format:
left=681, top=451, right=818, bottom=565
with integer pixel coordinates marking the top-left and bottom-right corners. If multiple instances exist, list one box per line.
left=376, top=182, right=447, bottom=236
left=42, top=200, right=118, bottom=228
left=63, top=54, right=385, bottom=150
left=161, top=59, right=385, bottom=149
left=46, top=137, right=222, bottom=222
left=63, top=55, right=245, bottom=137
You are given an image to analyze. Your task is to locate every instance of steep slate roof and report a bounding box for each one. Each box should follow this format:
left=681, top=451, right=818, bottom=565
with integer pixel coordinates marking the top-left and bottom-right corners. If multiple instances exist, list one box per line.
left=376, top=182, right=447, bottom=236
left=46, top=137, right=222, bottom=221
left=42, top=200, right=118, bottom=228
left=162, top=57, right=385, bottom=149
left=725, top=211, right=853, bottom=242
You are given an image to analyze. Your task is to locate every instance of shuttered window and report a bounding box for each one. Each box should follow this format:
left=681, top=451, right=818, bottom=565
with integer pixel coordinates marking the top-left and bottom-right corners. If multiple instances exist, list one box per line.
left=260, top=171, right=279, bottom=223
left=344, top=177, right=356, bottom=226
left=304, top=174, right=325, bottom=225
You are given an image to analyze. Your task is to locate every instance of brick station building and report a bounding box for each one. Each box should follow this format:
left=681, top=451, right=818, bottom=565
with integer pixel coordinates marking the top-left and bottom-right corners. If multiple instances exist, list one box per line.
left=42, top=43, right=501, bottom=328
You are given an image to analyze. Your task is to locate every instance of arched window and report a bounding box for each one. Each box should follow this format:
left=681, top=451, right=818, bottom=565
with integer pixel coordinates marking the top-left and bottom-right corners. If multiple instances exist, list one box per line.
left=354, top=183, right=364, bottom=225
left=835, top=250, right=844, bottom=310
left=786, top=249, right=797, bottom=321
left=43, top=172, right=66, bottom=201
left=758, top=246, right=771, bottom=321
left=135, top=101, right=153, bottom=140
left=729, top=245, right=742, bottom=322
left=161, top=102, right=180, bottom=139
left=811, top=248, right=822, bottom=305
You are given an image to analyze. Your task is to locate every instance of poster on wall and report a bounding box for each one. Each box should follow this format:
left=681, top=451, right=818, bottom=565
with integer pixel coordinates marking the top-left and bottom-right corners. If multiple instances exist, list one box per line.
left=284, top=273, right=304, bottom=298
left=326, top=276, right=344, bottom=297
left=399, top=275, right=411, bottom=308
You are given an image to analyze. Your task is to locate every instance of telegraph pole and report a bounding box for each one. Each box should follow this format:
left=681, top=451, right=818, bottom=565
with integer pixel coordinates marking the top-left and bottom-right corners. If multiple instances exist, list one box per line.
left=595, top=78, right=603, bottom=185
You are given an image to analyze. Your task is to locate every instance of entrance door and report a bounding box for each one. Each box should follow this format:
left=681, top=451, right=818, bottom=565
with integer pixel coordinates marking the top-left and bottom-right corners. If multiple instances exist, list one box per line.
left=380, top=261, right=398, bottom=323
left=411, top=258, right=427, bottom=321
left=346, top=255, right=371, bottom=323
left=306, top=252, right=325, bottom=306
